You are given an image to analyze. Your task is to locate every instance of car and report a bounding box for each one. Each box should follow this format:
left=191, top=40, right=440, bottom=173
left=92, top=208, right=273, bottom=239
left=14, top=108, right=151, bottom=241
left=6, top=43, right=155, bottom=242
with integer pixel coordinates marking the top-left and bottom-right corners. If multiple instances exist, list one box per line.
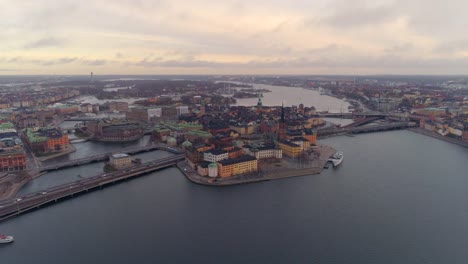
left=184, top=168, right=187, bottom=171
left=15, top=198, right=22, bottom=202
left=41, top=191, right=47, bottom=195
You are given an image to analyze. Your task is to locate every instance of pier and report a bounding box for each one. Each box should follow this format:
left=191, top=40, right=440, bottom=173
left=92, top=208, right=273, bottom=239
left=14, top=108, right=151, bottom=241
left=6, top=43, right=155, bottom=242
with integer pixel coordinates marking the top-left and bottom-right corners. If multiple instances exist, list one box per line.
left=0, top=154, right=185, bottom=222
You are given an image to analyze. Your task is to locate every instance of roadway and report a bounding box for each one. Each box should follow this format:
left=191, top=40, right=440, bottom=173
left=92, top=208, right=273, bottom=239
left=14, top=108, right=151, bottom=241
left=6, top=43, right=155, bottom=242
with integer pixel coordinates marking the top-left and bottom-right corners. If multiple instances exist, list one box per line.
left=0, top=154, right=185, bottom=222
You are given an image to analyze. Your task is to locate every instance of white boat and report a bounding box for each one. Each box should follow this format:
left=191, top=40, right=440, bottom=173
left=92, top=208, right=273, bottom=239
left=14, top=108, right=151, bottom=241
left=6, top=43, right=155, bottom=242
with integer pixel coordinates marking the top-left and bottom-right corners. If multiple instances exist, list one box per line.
left=329, top=151, right=344, bottom=167
left=70, top=138, right=89, bottom=143
left=0, top=234, right=14, bottom=244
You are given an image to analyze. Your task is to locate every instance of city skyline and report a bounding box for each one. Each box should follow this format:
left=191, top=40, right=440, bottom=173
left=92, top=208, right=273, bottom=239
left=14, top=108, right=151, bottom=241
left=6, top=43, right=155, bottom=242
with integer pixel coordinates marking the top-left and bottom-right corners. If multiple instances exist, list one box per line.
left=1, top=0, right=468, bottom=75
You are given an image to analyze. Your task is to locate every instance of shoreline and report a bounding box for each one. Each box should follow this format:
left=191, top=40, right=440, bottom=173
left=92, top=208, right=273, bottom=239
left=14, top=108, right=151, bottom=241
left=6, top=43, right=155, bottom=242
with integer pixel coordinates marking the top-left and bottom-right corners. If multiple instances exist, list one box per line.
left=409, top=128, right=468, bottom=148
left=36, top=144, right=77, bottom=162
left=177, top=144, right=336, bottom=186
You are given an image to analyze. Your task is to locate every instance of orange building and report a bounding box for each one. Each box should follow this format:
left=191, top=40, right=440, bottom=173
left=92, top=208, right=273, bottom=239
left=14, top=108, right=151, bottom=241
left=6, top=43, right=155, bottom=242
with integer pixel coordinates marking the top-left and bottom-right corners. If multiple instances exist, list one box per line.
left=0, top=153, right=26, bottom=172
left=217, top=155, right=258, bottom=178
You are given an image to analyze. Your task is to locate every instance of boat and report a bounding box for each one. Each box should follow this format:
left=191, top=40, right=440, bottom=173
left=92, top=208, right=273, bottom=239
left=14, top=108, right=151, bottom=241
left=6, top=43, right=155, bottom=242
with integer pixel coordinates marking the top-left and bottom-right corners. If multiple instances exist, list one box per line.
left=70, top=138, right=89, bottom=143
left=0, top=234, right=14, bottom=244
left=328, top=151, right=344, bottom=167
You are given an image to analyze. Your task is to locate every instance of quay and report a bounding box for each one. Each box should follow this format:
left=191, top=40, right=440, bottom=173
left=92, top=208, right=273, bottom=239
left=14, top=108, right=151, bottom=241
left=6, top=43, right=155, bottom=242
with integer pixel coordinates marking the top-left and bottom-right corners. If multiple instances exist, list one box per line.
left=178, top=144, right=337, bottom=186
left=39, top=144, right=183, bottom=172
left=409, top=128, right=468, bottom=148
left=0, top=154, right=185, bottom=223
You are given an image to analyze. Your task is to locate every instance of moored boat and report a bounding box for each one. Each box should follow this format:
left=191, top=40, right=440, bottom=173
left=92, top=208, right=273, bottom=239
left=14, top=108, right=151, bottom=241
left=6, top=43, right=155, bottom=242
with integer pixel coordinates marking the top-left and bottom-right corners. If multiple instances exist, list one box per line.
left=0, top=234, right=14, bottom=244
left=329, top=151, right=344, bottom=167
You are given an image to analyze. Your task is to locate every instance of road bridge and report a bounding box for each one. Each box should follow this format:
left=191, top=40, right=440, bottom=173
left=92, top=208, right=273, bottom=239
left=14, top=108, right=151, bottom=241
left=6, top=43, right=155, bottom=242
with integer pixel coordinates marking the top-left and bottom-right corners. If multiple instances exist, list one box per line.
left=318, top=122, right=416, bottom=137
left=39, top=144, right=183, bottom=172
left=0, top=154, right=185, bottom=222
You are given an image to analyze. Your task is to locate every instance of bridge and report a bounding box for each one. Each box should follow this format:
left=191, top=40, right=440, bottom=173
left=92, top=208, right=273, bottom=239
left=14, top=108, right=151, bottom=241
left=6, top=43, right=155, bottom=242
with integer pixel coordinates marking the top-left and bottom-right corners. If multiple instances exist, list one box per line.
left=341, top=116, right=384, bottom=128
left=318, top=122, right=416, bottom=137
left=64, top=117, right=102, bottom=122
left=0, top=154, right=185, bottom=222
left=316, top=112, right=387, bottom=119
left=39, top=144, right=183, bottom=172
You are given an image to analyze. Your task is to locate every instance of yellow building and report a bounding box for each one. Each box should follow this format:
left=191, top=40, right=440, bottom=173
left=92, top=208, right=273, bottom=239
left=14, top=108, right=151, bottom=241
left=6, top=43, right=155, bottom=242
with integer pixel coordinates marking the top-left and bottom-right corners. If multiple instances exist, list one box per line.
left=218, top=155, right=258, bottom=178
left=278, top=140, right=302, bottom=158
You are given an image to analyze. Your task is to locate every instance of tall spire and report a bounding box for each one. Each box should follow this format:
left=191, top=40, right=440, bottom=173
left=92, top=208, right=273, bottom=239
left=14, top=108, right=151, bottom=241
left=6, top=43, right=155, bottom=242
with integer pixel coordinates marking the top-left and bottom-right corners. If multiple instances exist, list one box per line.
left=281, top=102, right=285, bottom=122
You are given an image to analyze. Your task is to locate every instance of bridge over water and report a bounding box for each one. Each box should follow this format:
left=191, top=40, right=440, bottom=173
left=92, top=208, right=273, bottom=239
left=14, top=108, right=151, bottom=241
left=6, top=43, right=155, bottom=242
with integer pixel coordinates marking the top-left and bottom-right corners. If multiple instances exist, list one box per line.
left=39, top=144, right=183, bottom=172
left=318, top=122, right=416, bottom=137
left=0, top=154, right=185, bottom=222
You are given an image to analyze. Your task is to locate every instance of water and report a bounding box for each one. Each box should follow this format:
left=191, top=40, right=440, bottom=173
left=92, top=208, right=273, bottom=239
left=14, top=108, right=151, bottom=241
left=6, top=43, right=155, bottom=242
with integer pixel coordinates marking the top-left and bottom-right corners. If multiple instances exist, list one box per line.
left=1, top=131, right=468, bottom=263
left=41, top=135, right=151, bottom=165
left=232, top=84, right=350, bottom=112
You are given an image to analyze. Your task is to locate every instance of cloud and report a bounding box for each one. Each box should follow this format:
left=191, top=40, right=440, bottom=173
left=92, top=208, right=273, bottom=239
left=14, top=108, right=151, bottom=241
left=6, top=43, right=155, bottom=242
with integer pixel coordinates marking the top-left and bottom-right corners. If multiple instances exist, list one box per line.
left=41, top=57, right=77, bottom=66
left=319, top=1, right=399, bottom=28
left=24, top=37, right=65, bottom=49
left=82, top=59, right=107, bottom=66
left=0, top=68, right=21, bottom=72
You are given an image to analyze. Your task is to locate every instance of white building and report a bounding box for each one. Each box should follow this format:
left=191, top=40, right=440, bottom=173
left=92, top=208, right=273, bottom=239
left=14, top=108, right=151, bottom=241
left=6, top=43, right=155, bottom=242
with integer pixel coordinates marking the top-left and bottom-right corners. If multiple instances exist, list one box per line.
left=203, top=150, right=228, bottom=162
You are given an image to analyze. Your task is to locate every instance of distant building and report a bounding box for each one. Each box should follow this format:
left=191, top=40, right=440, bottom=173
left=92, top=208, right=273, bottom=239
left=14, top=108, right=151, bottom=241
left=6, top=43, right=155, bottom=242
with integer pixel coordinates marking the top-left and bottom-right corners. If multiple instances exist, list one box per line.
left=85, top=119, right=144, bottom=142
left=107, top=101, right=129, bottom=112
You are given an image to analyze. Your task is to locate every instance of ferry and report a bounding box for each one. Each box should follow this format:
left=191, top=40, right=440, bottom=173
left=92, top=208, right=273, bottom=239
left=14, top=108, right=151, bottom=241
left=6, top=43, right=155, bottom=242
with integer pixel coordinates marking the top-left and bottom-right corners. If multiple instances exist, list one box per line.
left=329, top=151, right=344, bottom=167
left=0, top=234, right=14, bottom=244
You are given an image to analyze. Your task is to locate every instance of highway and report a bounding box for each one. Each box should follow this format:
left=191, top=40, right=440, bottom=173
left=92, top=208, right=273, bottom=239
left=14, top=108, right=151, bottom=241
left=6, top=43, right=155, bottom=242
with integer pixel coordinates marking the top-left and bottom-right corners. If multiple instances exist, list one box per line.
left=0, top=154, right=185, bottom=222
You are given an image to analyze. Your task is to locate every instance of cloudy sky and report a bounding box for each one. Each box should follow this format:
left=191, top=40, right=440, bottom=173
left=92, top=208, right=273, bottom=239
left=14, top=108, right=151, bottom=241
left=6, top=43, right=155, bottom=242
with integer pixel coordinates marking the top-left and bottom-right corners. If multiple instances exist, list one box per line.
left=1, top=0, right=468, bottom=75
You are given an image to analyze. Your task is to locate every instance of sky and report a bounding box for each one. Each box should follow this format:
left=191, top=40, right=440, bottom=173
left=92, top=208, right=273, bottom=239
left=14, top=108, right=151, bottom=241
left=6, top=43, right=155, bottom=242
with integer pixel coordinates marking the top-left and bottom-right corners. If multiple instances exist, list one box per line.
left=1, top=0, right=468, bottom=75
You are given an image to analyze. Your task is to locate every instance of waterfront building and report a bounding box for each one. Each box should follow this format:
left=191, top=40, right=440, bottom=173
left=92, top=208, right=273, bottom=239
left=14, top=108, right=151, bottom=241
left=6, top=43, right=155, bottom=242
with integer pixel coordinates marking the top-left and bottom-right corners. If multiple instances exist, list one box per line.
left=208, top=163, right=218, bottom=178
left=217, top=155, right=258, bottom=178
left=53, top=104, right=80, bottom=115
left=203, top=149, right=228, bottom=162
left=85, top=119, right=144, bottom=142
left=278, top=140, right=302, bottom=158
left=109, top=153, right=132, bottom=169
left=197, top=161, right=209, bottom=176
left=23, top=127, right=70, bottom=154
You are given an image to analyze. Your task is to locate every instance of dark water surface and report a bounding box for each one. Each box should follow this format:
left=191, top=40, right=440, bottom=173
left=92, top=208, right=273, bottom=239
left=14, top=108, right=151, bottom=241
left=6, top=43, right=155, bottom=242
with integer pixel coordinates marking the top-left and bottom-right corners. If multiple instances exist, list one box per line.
left=1, top=130, right=467, bottom=263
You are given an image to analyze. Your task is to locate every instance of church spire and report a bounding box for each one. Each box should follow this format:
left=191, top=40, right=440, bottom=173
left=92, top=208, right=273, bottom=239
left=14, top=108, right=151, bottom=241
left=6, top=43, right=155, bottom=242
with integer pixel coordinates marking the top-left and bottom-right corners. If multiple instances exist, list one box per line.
left=281, top=102, right=285, bottom=122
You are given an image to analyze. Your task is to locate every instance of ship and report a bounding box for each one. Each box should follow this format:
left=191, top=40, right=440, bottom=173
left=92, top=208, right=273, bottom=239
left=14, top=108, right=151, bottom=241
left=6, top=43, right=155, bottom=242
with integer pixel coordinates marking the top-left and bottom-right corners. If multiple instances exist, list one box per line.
left=329, top=151, right=343, bottom=167
left=0, top=234, right=14, bottom=244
